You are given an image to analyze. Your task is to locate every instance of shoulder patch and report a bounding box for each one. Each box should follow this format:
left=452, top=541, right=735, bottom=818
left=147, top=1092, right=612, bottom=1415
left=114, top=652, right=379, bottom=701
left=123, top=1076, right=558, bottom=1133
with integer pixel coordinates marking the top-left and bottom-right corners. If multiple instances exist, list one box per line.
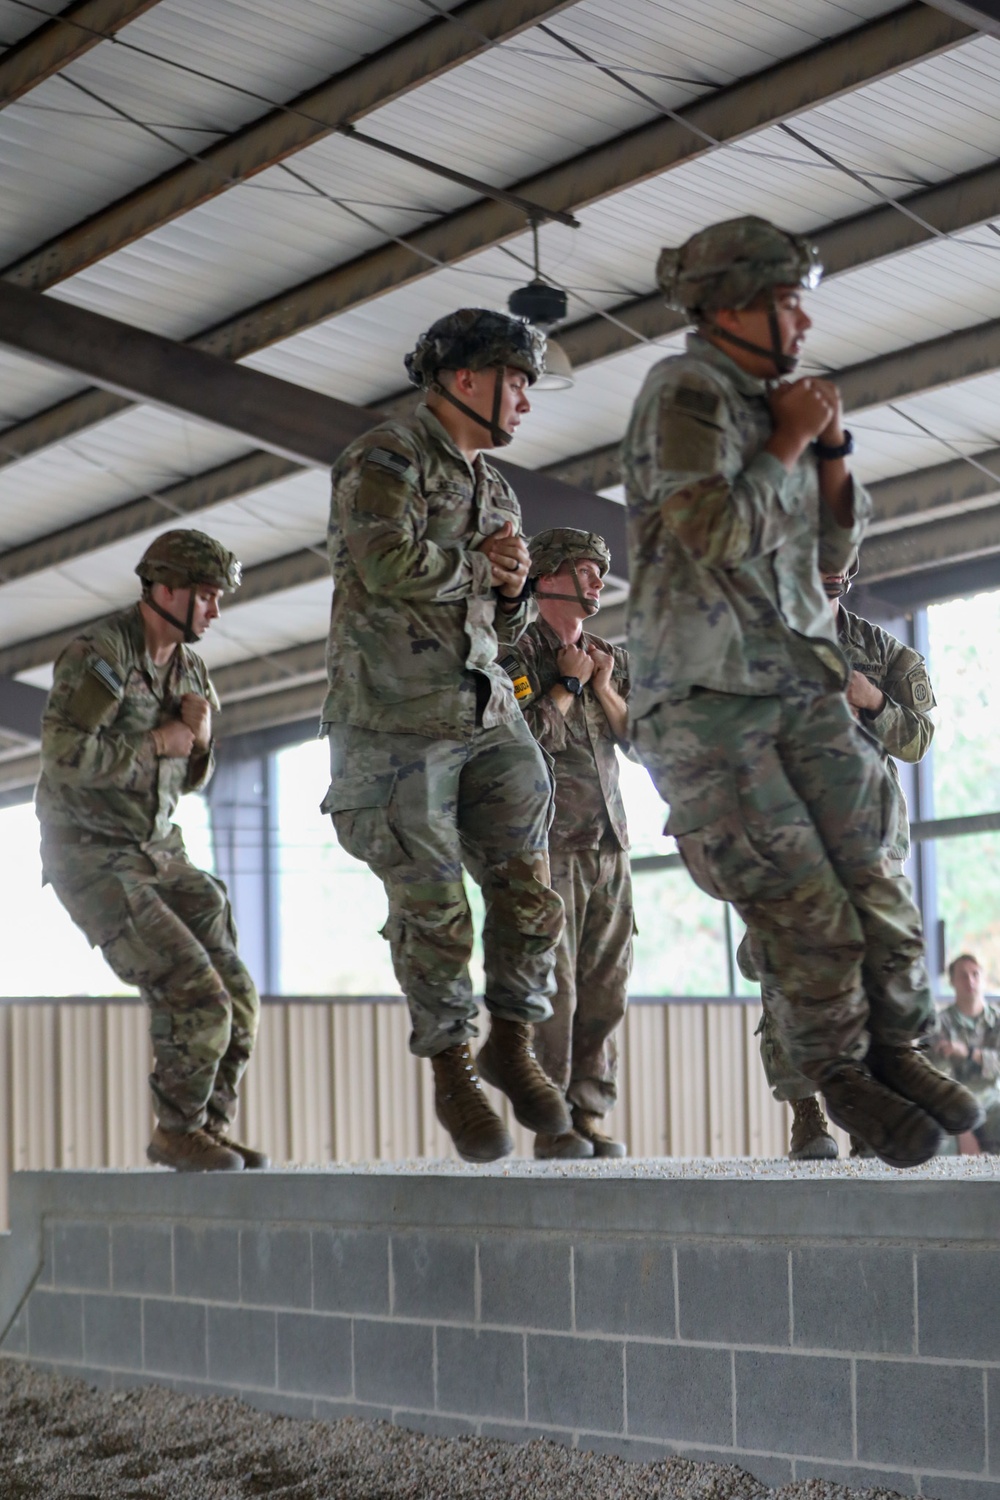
left=911, top=676, right=930, bottom=705
left=674, top=384, right=722, bottom=419
left=499, top=655, right=520, bottom=674
left=511, top=675, right=532, bottom=701
left=88, top=656, right=124, bottom=696
left=364, top=446, right=414, bottom=479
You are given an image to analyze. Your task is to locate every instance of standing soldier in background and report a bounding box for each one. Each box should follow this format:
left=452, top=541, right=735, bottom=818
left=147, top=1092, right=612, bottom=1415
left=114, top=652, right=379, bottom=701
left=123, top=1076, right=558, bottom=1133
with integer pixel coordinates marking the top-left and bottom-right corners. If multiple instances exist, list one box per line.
left=320, top=309, right=569, bottom=1164
left=36, top=530, right=266, bottom=1173
left=748, top=550, right=937, bottom=1159
left=500, top=528, right=633, bottom=1159
left=930, top=954, right=1000, bottom=1154
left=622, top=216, right=980, bottom=1167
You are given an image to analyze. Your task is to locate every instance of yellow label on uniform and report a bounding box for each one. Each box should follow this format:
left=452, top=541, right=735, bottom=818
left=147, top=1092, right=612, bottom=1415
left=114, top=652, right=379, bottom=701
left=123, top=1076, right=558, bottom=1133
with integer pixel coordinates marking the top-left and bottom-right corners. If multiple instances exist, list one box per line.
left=512, top=675, right=532, bottom=701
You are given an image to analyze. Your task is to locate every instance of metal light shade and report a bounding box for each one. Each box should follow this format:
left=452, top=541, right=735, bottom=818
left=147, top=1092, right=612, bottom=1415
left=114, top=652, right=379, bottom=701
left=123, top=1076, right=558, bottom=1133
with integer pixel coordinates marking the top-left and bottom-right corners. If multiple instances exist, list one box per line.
left=535, top=335, right=575, bottom=390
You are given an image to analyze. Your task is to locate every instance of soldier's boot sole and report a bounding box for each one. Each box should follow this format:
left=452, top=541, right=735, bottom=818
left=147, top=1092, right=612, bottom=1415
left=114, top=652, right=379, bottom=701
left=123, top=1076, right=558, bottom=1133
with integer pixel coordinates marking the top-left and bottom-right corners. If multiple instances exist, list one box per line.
left=534, top=1130, right=595, bottom=1160
left=788, top=1098, right=839, bottom=1161
left=146, top=1126, right=244, bottom=1173
left=867, top=1045, right=986, bottom=1136
left=476, top=1019, right=572, bottom=1136
left=207, top=1132, right=270, bottom=1169
left=431, top=1046, right=513, bottom=1164
left=819, top=1064, right=941, bottom=1170
left=571, top=1108, right=627, bottom=1158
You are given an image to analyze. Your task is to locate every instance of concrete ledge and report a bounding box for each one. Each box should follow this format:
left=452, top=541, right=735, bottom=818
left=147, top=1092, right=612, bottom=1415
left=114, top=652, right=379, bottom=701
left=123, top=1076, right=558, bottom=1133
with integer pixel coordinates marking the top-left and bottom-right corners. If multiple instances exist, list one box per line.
left=3, top=1159, right=1000, bottom=1498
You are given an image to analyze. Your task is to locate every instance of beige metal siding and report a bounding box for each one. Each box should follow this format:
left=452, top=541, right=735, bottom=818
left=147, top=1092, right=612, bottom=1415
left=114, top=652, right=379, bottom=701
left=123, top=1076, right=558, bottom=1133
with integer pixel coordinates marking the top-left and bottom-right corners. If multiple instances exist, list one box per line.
left=0, top=998, right=817, bottom=1227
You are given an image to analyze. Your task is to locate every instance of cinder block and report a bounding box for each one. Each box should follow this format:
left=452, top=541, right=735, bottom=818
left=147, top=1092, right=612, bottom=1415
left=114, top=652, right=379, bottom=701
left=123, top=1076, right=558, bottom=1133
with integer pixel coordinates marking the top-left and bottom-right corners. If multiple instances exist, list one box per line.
left=795, top=1460, right=918, bottom=1493
left=26, top=1289, right=83, bottom=1363
left=527, top=1334, right=624, bottom=1432
left=394, top=1411, right=477, bottom=1439
left=736, top=1351, right=852, bottom=1459
left=240, top=1388, right=317, bottom=1420
left=921, top=1481, right=1000, bottom=1500
left=313, top=1230, right=389, bottom=1316
left=142, top=1298, right=206, bottom=1380
left=793, top=1247, right=914, bottom=1354
left=82, top=1293, right=142, bottom=1369
left=240, top=1228, right=312, bottom=1309
left=919, top=1251, right=1000, bottom=1361
left=436, top=1326, right=524, bottom=1420
left=315, top=1398, right=392, bottom=1424
left=174, top=1225, right=239, bottom=1304
left=111, top=1224, right=171, bottom=1296
left=354, top=1319, right=434, bottom=1410
left=479, top=1239, right=571, bottom=1331
left=1, top=1304, right=28, bottom=1355
left=478, top=1422, right=564, bottom=1444
left=276, top=1311, right=352, bottom=1398
left=52, top=1222, right=110, bottom=1291
left=726, top=1454, right=794, bottom=1488
left=577, top=1433, right=673, bottom=1463
left=37, top=1227, right=53, bottom=1287
left=856, top=1360, right=984, bottom=1472
left=627, top=1342, right=732, bottom=1446
left=574, top=1240, right=674, bottom=1338
left=207, top=1305, right=276, bottom=1389
left=989, top=1370, right=1000, bottom=1476
left=677, top=1244, right=788, bottom=1346
left=391, top=1233, right=475, bottom=1323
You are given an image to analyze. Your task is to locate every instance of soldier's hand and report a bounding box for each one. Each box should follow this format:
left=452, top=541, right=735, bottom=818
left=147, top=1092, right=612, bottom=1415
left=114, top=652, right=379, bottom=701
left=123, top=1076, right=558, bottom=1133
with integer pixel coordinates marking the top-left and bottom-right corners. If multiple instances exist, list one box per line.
left=938, top=1039, right=969, bottom=1061
left=180, top=692, right=212, bottom=751
left=557, top=643, right=594, bottom=685
left=151, top=718, right=197, bottom=758
left=477, top=521, right=530, bottom=597
left=809, top=378, right=846, bottom=445
left=767, top=378, right=838, bottom=454
left=845, top=671, right=885, bottom=715
left=588, top=645, right=614, bottom=691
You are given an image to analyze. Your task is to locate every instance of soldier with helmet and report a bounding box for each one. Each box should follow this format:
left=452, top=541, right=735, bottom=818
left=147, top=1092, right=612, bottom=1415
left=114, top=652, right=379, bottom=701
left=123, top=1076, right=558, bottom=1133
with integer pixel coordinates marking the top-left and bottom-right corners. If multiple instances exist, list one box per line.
left=499, top=527, right=633, bottom=1158
left=36, top=529, right=266, bottom=1172
left=622, top=215, right=980, bottom=1167
left=320, top=307, right=569, bottom=1163
left=745, top=548, right=939, bottom=1159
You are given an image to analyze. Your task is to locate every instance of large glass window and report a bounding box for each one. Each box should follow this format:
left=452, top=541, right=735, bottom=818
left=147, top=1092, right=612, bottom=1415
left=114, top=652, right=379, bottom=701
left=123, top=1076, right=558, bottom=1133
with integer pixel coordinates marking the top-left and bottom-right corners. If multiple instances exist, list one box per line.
left=630, top=869, right=729, bottom=996
left=927, top=590, right=1000, bottom=820
left=934, top=830, right=1000, bottom=986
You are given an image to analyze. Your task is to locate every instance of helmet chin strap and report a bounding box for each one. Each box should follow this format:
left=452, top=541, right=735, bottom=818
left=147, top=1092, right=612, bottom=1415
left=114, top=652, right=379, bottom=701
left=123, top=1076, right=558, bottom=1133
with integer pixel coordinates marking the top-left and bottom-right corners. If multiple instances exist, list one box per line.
left=537, top=561, right=601, bottom=615
left=705, top=292, right=798, bottom=378
left=431, top=368, right=512, bottom=447
left=145, top=588, right=199, bottom=644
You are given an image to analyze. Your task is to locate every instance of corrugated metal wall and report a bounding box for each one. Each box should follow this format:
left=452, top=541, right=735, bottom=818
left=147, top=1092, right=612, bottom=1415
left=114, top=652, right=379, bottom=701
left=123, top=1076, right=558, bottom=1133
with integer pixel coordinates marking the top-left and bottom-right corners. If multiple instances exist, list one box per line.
left=0, top=997, right=816, bottom=1228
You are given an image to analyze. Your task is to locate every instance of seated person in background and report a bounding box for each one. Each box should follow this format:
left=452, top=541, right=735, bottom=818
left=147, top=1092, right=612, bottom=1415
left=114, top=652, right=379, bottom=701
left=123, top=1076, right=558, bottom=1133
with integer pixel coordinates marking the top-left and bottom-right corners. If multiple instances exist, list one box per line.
left=748, top=550, right=937, bottom=1159
left=930, top=954, right=1000, bottom=1154
left=499, top=528, right=633, bottom=1160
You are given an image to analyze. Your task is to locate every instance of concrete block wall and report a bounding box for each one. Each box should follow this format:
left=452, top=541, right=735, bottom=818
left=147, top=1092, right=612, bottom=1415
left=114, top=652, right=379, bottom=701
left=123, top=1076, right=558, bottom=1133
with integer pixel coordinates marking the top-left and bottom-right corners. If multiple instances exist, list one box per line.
left=2, top=1166, right=1000, bottom=1498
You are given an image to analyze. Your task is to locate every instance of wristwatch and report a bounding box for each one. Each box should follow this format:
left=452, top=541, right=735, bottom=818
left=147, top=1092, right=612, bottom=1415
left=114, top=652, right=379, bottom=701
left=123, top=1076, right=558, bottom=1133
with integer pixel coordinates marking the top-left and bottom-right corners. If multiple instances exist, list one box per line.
left=812, top=429, right=855, bottom=461
left=558, top=675, right=583, bottom=697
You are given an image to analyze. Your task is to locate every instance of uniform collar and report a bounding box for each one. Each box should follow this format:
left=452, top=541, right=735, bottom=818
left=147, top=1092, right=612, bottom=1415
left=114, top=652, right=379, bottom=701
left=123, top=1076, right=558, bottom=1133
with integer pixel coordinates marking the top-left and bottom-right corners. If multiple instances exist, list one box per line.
left=127, top=601, right=180, bottom=685
left=685, top=331, right=770, bottom=399
left=538, top=614, right=585, bottom=654
left=416, top=402, right=487, bottom=481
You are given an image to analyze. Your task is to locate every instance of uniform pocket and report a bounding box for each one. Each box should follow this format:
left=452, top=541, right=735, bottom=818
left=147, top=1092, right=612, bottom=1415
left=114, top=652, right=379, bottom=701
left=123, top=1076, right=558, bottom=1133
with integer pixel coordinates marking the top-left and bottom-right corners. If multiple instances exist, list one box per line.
left=667, top=782, right=793, bottom=906
left=321, top=773, right=409, bottom=871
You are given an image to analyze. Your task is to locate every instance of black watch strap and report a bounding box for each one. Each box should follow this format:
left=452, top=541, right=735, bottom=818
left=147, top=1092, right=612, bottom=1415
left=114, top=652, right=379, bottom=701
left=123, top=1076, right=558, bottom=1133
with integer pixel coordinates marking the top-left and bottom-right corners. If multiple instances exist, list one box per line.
left=812, top=429, right=854, bottom=461
left=558, top=675, right=583, bottom=697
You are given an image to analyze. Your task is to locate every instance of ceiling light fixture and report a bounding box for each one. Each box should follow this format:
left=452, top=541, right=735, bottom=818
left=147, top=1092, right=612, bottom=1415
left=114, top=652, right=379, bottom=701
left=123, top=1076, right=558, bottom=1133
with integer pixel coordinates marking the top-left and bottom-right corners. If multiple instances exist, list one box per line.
left=508, top=222, right=575, bottom=390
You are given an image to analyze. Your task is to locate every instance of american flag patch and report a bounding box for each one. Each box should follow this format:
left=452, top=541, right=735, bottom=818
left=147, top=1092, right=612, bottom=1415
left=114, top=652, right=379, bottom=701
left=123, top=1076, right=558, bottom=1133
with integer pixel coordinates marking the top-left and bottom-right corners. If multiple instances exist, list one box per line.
left=89, top=656, right=124, bottom=695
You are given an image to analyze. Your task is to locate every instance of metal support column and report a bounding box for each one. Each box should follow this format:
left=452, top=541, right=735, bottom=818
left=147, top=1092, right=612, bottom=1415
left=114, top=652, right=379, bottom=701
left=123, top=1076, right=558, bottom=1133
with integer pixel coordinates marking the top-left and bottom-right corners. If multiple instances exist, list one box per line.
left=206, top=746, right=281, bottom=996
left=911, top=606, right=942, bottom=979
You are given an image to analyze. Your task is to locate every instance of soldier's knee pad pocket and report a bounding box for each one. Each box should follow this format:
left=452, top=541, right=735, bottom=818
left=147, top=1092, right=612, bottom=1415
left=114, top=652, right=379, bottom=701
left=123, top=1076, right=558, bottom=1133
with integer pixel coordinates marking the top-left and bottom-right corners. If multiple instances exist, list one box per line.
left=322, top=773, right=408, bottom=869
left=667, top=785, right=790, bottom=904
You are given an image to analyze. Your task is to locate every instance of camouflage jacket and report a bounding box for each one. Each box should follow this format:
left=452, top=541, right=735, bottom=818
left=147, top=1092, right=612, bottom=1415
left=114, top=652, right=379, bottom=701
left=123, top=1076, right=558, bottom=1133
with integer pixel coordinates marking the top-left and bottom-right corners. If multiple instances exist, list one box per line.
left=322, top=404, right=533, bottom=738
left=622, top=334, right=871, bottom=719
left=500, top=619, right=631, bottom=851
left=929, top=1000, right=1000, bottom=1100
left=35, top=604, right=218, bottom=850
left=839, top=606, right=935, bottom=862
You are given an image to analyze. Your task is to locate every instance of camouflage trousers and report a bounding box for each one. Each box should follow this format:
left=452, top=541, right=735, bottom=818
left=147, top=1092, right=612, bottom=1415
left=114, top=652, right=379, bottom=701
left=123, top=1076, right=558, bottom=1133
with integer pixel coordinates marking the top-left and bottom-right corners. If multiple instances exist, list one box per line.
left=43, top=832, right=260, bottom=1134
left=323, top=718, right=565, bottom=1058
left=534, top=841, right=632, bottom=1116
left=633, top=686, right=935, bottom=1081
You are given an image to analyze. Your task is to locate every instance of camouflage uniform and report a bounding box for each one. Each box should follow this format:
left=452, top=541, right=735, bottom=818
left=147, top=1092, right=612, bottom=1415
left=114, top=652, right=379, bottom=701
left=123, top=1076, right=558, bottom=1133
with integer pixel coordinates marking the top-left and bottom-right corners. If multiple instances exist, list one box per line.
left=500, top=617, right=633, bottom=1114
left=36, top=602, right=259, bottom=1134
left=321, top=400, right=563, bottom=1057
left=754, top=609, right=936, bottom=1099
left=929, top=1002, right=1000, bottom=1151
left=623, top=327, right=936, bottom=1081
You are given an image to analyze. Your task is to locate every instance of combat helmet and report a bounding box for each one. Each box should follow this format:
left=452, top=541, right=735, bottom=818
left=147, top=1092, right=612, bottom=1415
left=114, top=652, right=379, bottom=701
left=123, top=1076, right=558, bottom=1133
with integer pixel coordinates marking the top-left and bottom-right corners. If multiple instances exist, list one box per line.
left=529, top=526, right=610, bottom=616
left=136, top=529, right=242, bottom=642
left=657, top=216, right=822, bottom=375
left=405, top=308, right=546, bottom=448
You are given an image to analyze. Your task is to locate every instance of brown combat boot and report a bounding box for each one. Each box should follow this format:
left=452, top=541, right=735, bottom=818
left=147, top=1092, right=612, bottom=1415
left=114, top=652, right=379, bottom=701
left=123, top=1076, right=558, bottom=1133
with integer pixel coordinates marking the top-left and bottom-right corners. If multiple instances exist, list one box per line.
left=571, top=1107, right=627, bottom=1158
left=788, top=1097, right=838, bottom=1161
left=205, top=1119, right=270, bottom=1170
left=431, top=1044, right=513, bottom=1163
left=820, top=1062, right=941, bottom=1169
left=147, top=1125, right=244, bottom=1172
left=534, top=1130, right=594, bottom=1160
left=867, top=1044, right=985, bottom=1135
left=849, top=1135, right=876, bottom=1159
left=476, top=1018, right=573, bottom=1135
